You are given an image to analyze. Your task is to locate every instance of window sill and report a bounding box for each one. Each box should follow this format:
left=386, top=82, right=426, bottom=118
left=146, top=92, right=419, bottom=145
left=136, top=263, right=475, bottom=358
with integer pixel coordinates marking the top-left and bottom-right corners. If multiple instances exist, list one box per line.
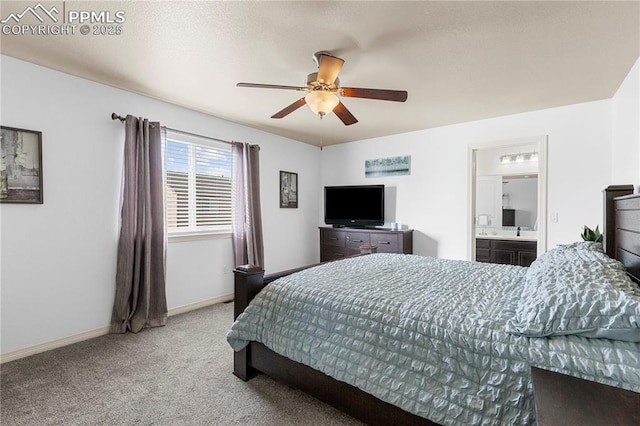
left=168, top=231, right=232, bottom=243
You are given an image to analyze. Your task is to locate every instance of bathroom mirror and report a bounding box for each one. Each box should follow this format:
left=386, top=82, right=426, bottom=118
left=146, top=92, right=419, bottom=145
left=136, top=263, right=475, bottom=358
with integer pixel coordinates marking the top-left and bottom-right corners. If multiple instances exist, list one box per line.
left=501, top=174, right=538, bottom=229
left=475, top=173, right=538, bottom=231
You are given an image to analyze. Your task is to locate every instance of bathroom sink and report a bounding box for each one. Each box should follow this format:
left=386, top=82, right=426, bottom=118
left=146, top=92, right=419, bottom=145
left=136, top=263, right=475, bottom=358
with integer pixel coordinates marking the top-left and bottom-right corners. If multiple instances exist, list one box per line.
left=475, top=231, right=537, bottom=242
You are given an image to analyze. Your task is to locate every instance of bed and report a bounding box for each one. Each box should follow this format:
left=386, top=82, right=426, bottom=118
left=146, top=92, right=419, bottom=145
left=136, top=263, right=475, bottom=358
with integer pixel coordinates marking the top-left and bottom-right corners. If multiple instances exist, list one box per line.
left=226, top=188, right=640, bottom=425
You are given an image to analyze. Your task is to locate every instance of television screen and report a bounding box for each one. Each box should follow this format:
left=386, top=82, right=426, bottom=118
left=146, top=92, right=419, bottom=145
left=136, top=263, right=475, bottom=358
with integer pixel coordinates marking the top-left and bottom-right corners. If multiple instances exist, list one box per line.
left=324, top=185, right=385, bottom=227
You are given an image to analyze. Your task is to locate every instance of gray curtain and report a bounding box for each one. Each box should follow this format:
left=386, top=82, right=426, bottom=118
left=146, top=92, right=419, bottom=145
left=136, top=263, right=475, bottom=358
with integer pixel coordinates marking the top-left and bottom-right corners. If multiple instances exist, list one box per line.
left=232, top=142, right=264, bottom=268
left=110, top=115, right=167, bottom=334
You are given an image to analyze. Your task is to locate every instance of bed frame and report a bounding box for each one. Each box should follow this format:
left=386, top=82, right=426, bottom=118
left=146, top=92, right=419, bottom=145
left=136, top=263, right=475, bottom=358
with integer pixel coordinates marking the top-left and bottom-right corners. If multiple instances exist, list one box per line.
left=232, top=187, right=640, bottom=425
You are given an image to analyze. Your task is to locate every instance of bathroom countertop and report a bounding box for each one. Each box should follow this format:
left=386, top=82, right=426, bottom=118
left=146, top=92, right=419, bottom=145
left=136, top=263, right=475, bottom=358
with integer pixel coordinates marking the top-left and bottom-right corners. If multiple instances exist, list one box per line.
left=475, top=234, right=537, bottom=242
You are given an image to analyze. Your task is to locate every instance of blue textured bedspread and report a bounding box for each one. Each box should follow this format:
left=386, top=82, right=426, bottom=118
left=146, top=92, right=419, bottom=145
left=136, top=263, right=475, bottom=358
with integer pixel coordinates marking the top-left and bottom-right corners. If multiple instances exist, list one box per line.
left=227, top=254, right=640, bottom=425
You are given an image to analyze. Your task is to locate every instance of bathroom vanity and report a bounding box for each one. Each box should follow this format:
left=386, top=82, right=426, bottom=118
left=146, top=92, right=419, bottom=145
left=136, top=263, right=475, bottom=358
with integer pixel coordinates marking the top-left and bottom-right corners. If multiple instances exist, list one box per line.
left=475, top=234, right=537, bottom=267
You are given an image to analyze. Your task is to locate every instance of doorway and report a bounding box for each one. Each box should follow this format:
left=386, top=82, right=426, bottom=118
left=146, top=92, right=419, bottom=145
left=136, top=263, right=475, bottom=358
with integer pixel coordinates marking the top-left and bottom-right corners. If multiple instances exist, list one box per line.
left=467, top=136, right=548, bottom=261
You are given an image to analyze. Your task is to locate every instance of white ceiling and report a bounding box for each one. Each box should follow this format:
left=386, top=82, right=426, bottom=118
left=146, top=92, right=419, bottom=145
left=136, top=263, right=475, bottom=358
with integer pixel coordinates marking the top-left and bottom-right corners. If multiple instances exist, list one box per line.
left=1, top=1, right=638, bottom=147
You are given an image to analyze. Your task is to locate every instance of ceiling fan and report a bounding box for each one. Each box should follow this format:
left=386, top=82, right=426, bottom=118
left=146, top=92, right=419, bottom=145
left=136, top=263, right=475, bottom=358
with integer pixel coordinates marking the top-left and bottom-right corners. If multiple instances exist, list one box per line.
left=237, top=51, right=408, bottom=126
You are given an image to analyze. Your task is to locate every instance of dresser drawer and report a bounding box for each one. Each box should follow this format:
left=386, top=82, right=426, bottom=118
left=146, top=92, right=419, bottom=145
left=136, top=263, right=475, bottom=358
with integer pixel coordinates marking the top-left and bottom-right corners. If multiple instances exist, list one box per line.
left=345, top=232, right=370, bottom=249
left=371, top=234, right=399, bottom=253
left=322, top=230, right=346, bottom=247
left=320, top=246, right=353, bottom=262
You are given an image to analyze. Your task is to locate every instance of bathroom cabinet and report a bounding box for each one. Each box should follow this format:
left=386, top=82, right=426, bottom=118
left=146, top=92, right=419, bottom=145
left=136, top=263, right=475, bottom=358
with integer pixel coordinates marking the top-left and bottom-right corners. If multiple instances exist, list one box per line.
left=475, top=238, right=537, bottom=267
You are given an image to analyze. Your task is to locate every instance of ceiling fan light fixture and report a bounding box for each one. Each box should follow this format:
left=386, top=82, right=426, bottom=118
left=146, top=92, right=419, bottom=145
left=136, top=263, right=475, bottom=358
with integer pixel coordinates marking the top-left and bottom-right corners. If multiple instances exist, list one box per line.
left=305, top=91, right=339, bottom=117
left=237, top=51, right=407, bottom=125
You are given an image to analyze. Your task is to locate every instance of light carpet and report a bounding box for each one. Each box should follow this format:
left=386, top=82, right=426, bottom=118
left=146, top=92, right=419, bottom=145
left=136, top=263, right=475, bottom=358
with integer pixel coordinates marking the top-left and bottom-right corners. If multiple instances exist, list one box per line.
left=1, top=302, right=362, bottom=425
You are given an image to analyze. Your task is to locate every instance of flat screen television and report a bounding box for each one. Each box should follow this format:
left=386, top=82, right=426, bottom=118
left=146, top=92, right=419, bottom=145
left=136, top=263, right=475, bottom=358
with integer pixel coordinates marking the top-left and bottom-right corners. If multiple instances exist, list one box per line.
left=324, top=185, right=385, bottom=228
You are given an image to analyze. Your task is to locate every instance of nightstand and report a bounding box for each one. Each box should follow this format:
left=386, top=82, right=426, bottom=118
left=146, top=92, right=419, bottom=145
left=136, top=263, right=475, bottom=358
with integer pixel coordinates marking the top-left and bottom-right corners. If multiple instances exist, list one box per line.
left=531, top=367, right=640, bottom=425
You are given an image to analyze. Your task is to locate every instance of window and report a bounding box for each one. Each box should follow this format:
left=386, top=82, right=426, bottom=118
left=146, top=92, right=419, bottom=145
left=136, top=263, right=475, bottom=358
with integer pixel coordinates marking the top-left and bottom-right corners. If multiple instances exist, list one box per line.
left=164, top=130, right=232, bottom=235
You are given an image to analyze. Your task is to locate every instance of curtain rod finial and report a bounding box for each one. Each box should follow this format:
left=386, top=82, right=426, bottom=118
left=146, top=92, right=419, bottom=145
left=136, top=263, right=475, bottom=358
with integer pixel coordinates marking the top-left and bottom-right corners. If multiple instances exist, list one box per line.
left=111, top=113, right=125, bottom=122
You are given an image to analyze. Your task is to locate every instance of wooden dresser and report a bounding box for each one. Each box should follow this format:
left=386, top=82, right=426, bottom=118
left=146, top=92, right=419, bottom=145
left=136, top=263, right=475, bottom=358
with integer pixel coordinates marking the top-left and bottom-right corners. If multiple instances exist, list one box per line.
left=320, top=227, right=413, bottom=262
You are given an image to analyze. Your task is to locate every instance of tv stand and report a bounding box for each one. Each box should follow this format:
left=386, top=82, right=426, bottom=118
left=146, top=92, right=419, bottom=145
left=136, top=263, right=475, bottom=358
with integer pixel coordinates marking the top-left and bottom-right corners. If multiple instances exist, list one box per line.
left=319, top=227, right=413, bottom=262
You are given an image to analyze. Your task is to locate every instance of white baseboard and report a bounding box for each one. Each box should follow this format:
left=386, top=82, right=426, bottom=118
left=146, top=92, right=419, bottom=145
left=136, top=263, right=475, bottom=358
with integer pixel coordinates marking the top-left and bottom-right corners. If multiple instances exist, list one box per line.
left=0, top=293, right=234, bottom=364
left=0, top=325, right=112, bottom=364
left=167, top=293, right=233, bottom=317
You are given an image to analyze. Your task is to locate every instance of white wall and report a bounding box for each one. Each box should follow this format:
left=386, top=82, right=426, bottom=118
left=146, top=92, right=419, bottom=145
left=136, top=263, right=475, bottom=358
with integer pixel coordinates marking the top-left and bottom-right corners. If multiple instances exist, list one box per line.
left=612, top=57, right=640, bottom=190
left=0, top=55, right=320, bottom=355
left=321, top=100, right=615, bottom=260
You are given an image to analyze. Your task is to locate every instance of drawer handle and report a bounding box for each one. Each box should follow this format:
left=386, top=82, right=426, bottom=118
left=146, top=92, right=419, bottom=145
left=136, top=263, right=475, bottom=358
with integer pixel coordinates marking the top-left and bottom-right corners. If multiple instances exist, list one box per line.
left=336, top=254, right=344, bottom=257
left=377, top=241, right=391, bottom=245
left=349, top=239, right=364, bottom=243
left=329, top=237, right=339, bottom=241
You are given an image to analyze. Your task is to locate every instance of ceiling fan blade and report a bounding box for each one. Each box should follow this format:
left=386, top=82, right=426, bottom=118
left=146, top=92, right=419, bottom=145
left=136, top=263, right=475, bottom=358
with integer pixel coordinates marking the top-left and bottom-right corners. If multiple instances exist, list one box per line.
left=317, top=54, right=344, bottom=85
left=333, top=101, right=358, bottom=126
left=341, top=87, right=408, bottom=102
left=237, top=82, right=306, bottom=91
left=271, top=97, right=307, bottom=119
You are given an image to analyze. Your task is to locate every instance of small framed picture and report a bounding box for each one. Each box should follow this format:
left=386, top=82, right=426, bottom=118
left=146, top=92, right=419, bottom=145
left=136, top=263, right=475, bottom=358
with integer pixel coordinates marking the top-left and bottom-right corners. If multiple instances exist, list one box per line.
left=279, top=171, right=298, bottom=208
left=0, top=126, right=43, bottom=204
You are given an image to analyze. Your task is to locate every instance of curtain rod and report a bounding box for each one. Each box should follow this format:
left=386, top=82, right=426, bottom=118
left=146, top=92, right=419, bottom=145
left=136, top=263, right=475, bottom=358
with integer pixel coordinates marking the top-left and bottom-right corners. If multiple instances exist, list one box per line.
left=111, top=113, right=233, bottom=145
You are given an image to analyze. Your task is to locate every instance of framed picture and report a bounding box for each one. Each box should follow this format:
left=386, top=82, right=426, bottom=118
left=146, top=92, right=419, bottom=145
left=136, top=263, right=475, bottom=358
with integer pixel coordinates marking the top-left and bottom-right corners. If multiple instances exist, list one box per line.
left=279, top=171, right=298, bottom=208
left=365, top=155, right=411, bottom=178
left=0, top=126, right=43, bottom=204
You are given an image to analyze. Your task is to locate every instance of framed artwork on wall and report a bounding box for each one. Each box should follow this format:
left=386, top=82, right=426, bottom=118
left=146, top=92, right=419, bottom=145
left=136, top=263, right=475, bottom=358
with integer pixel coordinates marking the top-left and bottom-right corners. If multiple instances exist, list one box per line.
left=0, top=126, right=43, bottom=204
left=280, top=170, right=298, bottom=208
left=365, top=155, right=411, bottom=178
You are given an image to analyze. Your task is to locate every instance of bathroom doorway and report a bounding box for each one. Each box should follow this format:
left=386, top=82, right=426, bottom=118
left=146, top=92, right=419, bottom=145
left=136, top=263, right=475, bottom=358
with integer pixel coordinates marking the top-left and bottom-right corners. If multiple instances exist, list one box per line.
left=468, top=136, right=548, bottom=262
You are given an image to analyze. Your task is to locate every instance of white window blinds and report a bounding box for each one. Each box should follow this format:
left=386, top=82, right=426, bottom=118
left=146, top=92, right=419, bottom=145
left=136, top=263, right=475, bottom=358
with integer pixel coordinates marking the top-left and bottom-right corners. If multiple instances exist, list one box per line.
left=164, top=130, right=232, bottom=235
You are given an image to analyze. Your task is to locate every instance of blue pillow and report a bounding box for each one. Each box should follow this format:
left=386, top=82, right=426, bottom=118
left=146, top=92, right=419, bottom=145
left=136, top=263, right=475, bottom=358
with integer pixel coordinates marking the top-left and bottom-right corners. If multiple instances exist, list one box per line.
left=506, top=242, right=640, bottom=342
